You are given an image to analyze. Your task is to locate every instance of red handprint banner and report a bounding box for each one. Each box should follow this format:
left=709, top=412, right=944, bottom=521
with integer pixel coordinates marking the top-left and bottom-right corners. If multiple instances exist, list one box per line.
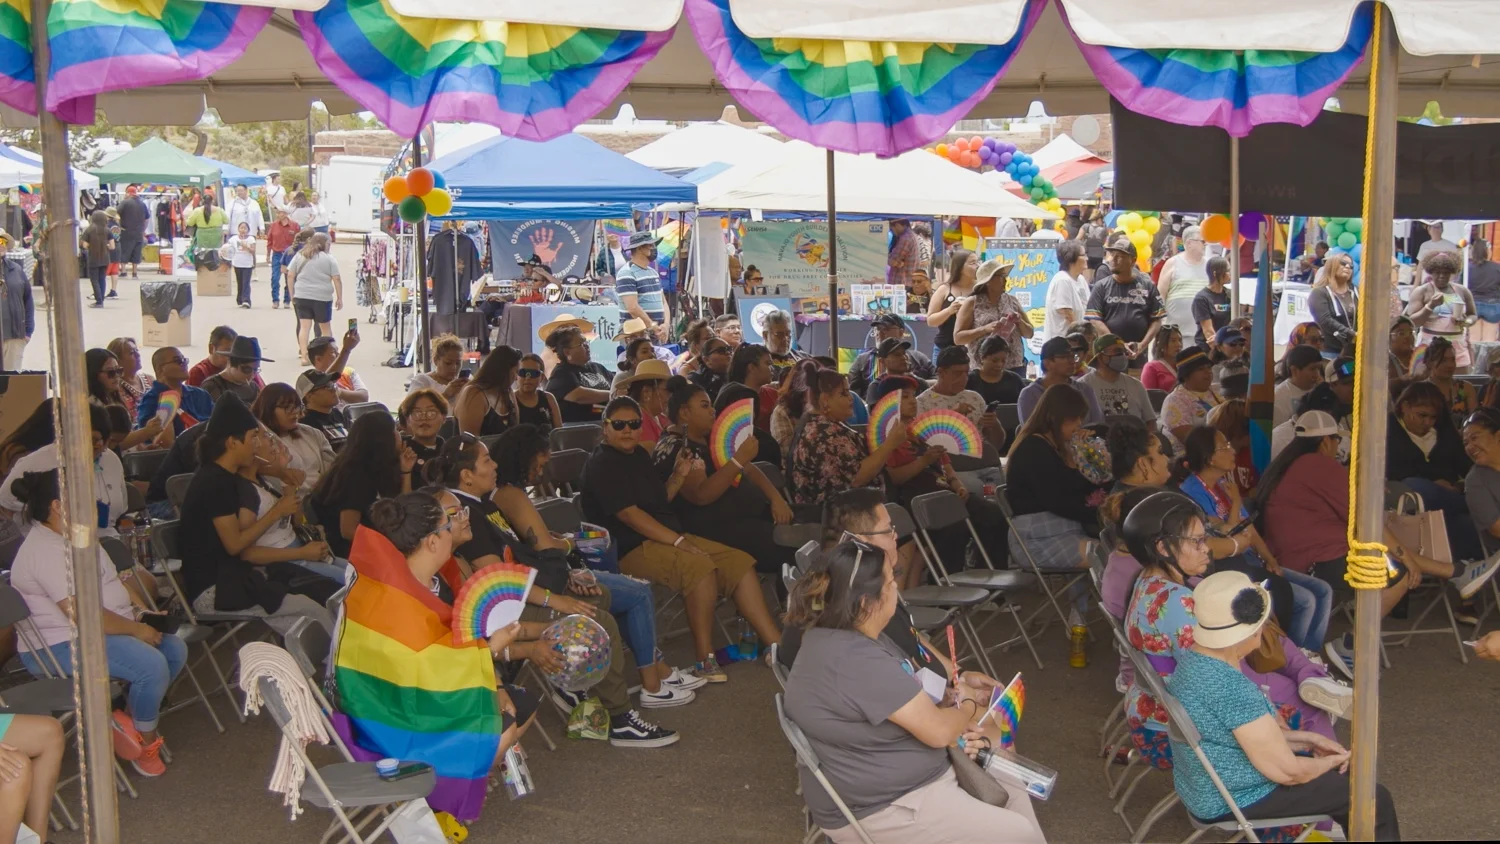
left=489, top=219, right=598, bottom=279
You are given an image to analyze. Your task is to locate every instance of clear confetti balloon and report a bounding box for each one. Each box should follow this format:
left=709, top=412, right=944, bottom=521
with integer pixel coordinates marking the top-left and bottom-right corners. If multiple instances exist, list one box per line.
left=541, top=614, right=612, bottom=692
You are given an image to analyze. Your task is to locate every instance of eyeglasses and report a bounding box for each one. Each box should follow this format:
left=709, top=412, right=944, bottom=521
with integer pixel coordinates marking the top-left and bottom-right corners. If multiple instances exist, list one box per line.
left=1170, top=533, right=1210, bottom=551
left=409, top=408, right=443, bottom=420
left=278, top=403, right=305, bottom=417
left=705, top=346, right=729, bottom=357
left=429, top=520, right=456, bottom=539
left=100, top=368, right=123, bottom=377
left=517, top=368, right=543, bottom=379
left=236, top=364, right=260, bottom=375
left=608, top=418, right=643, bottom=431
left=165, top=356, right=189, bottom=366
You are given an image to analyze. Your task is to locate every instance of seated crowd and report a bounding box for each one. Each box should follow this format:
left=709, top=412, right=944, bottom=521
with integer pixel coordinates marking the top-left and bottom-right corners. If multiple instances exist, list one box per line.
left=12, top=294, right=1500, bottom=843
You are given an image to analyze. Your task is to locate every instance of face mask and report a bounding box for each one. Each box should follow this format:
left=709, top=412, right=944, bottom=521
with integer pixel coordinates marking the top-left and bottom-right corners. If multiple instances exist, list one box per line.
left=1107, top=355, right=1129, bottom=373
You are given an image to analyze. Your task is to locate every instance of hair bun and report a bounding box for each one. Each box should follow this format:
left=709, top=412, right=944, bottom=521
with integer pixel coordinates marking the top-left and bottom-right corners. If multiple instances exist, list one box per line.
left=664, top=375, right=690, bottom=394
left=9, top=475, right=31, bottom=504
left=368, top=498, right=402, bottom=533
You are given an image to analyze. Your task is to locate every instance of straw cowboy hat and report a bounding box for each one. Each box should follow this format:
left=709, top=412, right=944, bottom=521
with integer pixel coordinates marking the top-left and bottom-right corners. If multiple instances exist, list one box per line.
left=614, top=317, right=651, bottom=341
left=973, top=257, right=1014, bottom=292
left=620, top=359, right=672, bottom=386
left=1191, top=570, right=1273, bottom=649
left=537, top=313, right=595, bottom=342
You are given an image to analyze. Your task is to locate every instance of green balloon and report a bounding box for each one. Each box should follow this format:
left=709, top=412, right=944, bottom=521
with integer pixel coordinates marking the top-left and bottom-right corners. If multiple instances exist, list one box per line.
left=1337, top=232, right=1358, bottom=249
left=398, top=195, right=427, bottom=223
left=1326, top=223, right=1344, bottom=242
left=1031, top=187, right=1044, bottom=200
left=1345, top=218, right=1363, bottom=235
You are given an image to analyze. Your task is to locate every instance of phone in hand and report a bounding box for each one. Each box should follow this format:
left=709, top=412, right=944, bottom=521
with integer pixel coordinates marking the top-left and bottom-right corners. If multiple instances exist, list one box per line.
left=348, top=317, right=359, bottom=333
left=460, top=367, right=472, bottom=379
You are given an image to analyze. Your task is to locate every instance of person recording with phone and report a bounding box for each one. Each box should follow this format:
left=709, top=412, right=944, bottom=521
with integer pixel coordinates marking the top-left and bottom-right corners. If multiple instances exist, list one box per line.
left=407, top=334, right=471, bottom=403
left=306, top=331, right=367, bottom=407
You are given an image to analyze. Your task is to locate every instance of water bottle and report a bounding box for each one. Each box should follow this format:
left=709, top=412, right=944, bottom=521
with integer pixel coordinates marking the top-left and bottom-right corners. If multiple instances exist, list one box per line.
left=737, top=618, right=759, bottom=661
left=501, top=745, right=534, bottom=799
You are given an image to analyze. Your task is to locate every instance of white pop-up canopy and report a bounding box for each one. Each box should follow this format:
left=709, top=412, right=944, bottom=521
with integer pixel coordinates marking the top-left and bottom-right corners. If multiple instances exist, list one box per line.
left=626, top=120, right=784, bottom=175
left=696, top=140, right=1056, bottom=219
left=0, top=144, right=99, bottom=191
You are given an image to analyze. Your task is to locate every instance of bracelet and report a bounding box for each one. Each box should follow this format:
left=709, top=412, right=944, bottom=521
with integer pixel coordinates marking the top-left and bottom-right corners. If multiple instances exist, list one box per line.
left=730, top=457, right=744, bottom=470
left=502, top=646, right=511, bottom=662
left=542, top=590, right=551, bottom=608
left=673, top=535, right=685, bottom=548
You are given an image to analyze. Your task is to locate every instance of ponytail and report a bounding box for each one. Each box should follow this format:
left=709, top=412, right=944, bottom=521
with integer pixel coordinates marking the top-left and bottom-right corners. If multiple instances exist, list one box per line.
left=664, top=375, right=705, bottom=424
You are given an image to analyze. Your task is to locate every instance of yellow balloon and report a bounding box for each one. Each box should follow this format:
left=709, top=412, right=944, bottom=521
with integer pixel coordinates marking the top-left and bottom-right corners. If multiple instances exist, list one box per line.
left=1143, top=216, right=1161, bottom=235
left=1129, top=228, right=1152, bottom=248
left=1120, top=212, right=1144, bottom=233
left=423, top=188, right=453, bottom=217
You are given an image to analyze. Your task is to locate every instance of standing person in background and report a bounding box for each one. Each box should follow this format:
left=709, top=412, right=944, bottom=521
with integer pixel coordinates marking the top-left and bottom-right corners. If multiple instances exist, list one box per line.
left=616, top=231, right=670, bottom=343
left=1045, top=240, right=1091, bottom=343
left=1190, top=256, right=1233, bottom=346
left=154, top=189, right=178, bottom=243
left=1087, top=237, right=1167, bottom=374
left=103, top=207, right=121, bottom=298
left=264, top=172, right=287, bottom=214
left=1406, top=251, right=1477, bottom=372
left=286, top=191, right=316, bottom=230
left=0, top=232, right=31, bottom=370
left=286, top=232, right=343, bottom=366
left=307, top=192, right=331, bottom=235
left=1157, top=224, right=1211, bottom=339
left=225, top=184, right=264, bottom=241
left=886, top=219, right=918, bottom=288
left=955, top=259, right=1031, bottom=378
left=81, top=210, right=111, bottom=308
left=1415, top=221, right=1460, bottom=265
left=1082, top=207, right=1109, bottom=271
left=1468, top=239, right=1500, bottom=344
left=1308, top=253, right=1357, bottom=359
left=927, top=248, right=976, bottom=361
left=116, top=184, right=149, bottom=280
left=183, top=191, right=228, bottom=271
left=264, top=208, right=299, bottom=311
left=228, top=221, right=257, bottom=309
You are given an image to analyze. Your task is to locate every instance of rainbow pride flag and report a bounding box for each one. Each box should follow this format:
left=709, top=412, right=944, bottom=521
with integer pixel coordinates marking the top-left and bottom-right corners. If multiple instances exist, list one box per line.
left=979, top=673, right=1025, bottom=750
left=334, top=526, right=501, bottom=821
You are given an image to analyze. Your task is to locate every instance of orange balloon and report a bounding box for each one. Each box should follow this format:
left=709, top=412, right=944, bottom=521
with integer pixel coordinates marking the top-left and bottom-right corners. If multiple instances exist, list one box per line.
left=954, top=138, right=969, bottom=152
left=935, top=143, right=949, bottom=157
left=963, top=152, right=980, bottom=168
left=947, top=147, right=962, bottom=163
left=382, top=176, right=410, bottom=204
left=969, top=135, right=983, bottom=149
left=1200, top=214, right=1232, bottom=245
left=406, top=167, right=435, bottom=197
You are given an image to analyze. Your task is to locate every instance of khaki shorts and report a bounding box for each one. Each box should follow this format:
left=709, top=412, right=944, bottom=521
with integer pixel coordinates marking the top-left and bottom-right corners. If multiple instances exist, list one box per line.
left=619, top=534, right=757, bottom=597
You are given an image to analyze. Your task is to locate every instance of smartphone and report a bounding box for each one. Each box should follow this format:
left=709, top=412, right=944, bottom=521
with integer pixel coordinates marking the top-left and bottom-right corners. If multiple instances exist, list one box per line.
left=140, top=612, right=175, bottom=633
left=381, top=761, right=432, bottom=782
left=347, top=318, right=359, bottom=333
left=1226, top=515, right=1255, bottom=536
left=401, top=432, right=413, bottom=446
left=460, top=367, right=472, bottom=379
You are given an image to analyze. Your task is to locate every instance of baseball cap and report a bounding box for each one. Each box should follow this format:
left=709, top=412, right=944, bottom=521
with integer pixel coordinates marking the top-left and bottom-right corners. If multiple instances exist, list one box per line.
left=296, top=369, right=338, bottom=399
left=1091, top=333, right=1125, bottom=358
left=1104, top=236, right=1138, bottom=260
left=876, top=337, right=912, bottom=358
left=1175, top=348, right=1213, bottom=382
left=1040, top=336, right=1075, bottom=360
left=1214, top=327, right=1245, bottom=346
left=1293, top=410, right=1340, bottom=438
left=871, top=313, right=905, bottom=330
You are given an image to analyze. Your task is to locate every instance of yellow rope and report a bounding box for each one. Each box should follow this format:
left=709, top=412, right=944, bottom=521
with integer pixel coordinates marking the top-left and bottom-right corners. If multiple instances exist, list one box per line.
left=1344, top=10, right=1389, bottom=590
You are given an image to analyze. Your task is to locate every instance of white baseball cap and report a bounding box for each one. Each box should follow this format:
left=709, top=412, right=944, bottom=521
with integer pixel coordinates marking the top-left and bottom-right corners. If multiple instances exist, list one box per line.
left=1293, top=410, right=1339, bottom=438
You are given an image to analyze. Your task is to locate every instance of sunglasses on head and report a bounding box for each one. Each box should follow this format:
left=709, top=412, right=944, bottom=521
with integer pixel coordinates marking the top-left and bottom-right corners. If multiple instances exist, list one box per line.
left=517, top=368, right=543, bottom=379
left=608, top=418, right=643, bottom=431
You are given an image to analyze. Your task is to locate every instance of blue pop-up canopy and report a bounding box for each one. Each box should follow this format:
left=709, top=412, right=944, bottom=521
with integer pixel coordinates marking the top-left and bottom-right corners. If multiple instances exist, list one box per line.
left=425, top=133, right=697, bottom=220
left=196, top=156, right=265, bottom=187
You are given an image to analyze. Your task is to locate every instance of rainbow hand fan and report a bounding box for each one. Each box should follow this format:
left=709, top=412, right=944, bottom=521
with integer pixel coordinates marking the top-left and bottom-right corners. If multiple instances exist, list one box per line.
left=867, top=390, right=904, bottom=452
left=909, top=409, right=982, bottom=457
left=978, top=673, right=1025, bottom=749
left=709, top=398, right=755, bottom=469
left=452, top=562, right=537, bottom=645
left=155, top=390, right=181, bottom=424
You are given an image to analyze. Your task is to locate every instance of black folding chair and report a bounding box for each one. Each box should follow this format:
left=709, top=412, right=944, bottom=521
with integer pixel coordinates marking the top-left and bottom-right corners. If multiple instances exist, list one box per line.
left=550, top=423, right=603, bottom=454
left=121, top=449, right=169, bottom=482
left=544, top=448, right=589, bottom=496
left=343, top=401, right=389, bottom=424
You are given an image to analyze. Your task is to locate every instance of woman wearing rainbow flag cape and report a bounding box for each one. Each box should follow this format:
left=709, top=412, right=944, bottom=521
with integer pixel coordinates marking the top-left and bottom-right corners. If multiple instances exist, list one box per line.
left=333, top=492, right=534, bottom=822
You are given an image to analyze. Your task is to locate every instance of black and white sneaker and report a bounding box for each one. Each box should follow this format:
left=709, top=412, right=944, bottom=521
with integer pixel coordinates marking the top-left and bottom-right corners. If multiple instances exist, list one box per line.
left=550, top=686, right=586, bottom=713
left=609, top=710, right=679, bottom=748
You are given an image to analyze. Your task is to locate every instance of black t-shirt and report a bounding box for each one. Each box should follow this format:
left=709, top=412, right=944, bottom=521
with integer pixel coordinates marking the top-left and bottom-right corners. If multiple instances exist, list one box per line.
left=1470, top=260, right=1500, bottom=302
left=313, top=477, right=379, bottom=559
left=650, top=433, right=761, bottom=526
left=303, top=409, right=349, bottom=449
left=580, top=444, right=681, bottom=557
left=408, top=438, right=443, bottom=489
left=178, top=463, right=264, bottom=608
left=688, top=369, right=727, bottom=404
left=1190, top=287, right=1232, bottom=345
left=146, top=422, right=205, bottom=503
left=452, top=489, right=570, bottom=594
left=546, top=362, right=613, bottom=423
left=966, top=370, right=1024, bottom=406
left=1085, top=273, right=1166, bottom=363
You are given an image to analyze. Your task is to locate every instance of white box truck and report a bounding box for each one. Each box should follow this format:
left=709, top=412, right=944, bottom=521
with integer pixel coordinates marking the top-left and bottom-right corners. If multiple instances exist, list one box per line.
left=316, top=155, right=387, bottom=235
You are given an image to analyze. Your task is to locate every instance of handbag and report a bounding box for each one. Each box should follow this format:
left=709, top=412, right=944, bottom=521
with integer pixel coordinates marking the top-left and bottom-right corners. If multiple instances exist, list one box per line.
left=947, top=745, right=1009, bottom=808
left=1245, top=618, right=1288, bottom=674
left=387, top=798, right=448, bottom=844
left=1385, top=491, right=1452, bottom=565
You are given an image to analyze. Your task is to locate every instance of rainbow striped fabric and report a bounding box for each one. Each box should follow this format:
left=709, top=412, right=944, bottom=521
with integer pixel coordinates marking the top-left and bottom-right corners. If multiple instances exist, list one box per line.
left=1063, top=3, right=1372, bottom=138
left=295, top=0, right=672, bottom=140
left=683, top=0, right=1043, bottom=158
left=334, top=526, right=501, bottom=821
left=0, top=0, right=32, bottom=116
left=44, top=0, right=272, bottom=122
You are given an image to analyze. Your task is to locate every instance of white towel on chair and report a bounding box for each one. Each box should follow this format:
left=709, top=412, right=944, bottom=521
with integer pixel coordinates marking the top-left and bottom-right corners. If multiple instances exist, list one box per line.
left=238, top=642, right=331, bottom=819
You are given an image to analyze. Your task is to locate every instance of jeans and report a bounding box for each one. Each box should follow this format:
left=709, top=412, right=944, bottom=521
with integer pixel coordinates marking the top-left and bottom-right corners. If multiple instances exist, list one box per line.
left=23, top=634, right=187, bottom=732
left=1281, top=567, right=1333, bottom=650
left=147, top=499, right=176, bottom=521
left=594, top=571, right=658, bottom=669
left=1209, top=770, right=1399, bottom=841
left=269, top=251, right=288, bottom=303
left=1401, top=477, right=1481, bottom=561
left=88, top=265, right=107, bottom=303
left=234, top=266, right=253, bottom=305
left=1476, top=300, right=1500, bottom=324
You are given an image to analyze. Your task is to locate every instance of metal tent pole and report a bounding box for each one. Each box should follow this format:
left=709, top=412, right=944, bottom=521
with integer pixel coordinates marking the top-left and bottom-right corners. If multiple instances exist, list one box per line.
left=1349, top=4, right=1399, bottom=838
left=1229, top=135, right=1241, bottom=319
left=413, top=138, right=431, bottom=372
left=29, top=0, right=120, bottom=840
left=826, top=149, right=839, bottom=353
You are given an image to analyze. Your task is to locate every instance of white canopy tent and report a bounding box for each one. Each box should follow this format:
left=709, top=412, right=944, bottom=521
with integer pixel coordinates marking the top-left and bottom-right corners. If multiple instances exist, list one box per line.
left=697, top=140, right=1057, bottom=218
left=0, top=143, right=98, bottom=190
left=626, top=120, right=784, bottom=174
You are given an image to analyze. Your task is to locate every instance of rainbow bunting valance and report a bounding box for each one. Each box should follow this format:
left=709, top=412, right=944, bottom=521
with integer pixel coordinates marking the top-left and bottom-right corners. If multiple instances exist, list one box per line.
left=1062, top=2, right=1373, bottom=138
left=0, top=0, right=32, bottom=116
left=683, top=0, right=1044, bottom=158
left=45, top=0, right=271, bottom=123
left=295, top=0, right=672, bottom=139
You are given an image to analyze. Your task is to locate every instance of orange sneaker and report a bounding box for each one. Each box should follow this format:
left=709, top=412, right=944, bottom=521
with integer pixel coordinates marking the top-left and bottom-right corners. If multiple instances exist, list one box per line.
left=110, top=711, right=143, bottom=761
left=132, top=737, right=165, bottom=777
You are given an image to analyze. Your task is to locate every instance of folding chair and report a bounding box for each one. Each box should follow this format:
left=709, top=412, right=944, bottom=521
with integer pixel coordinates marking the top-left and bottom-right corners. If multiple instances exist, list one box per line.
left=768, top=643, right=789, bottom=689
left=550, top=423, right=603, bottom=454
left=165, top=472, right=193, bottom=511
left=907, top=490, right=1042, bottom=669
left=753, top=461, right=789, bottom=497
left=99, top=536, right=225, bottom=733
left=794, top=540, right=819, bottom=574
left=544, top=448, right=589, bottom=496
left=995, top=403, right=1021, bottom=441
left=125, top=484, right=147, bottom=515
left=994, top=485, right=1093, bottom=641
left=782, top=563, right=801, bottom=601
left=0, top=529, right=23, bottom=572
left=774, top=693, right=875, bottom=844
left=151, top=520, right=261, bottom=723
left=884, top=503, right=997, bottom=677
left=1147, top=390, right=1167, bottom=413
left=255, top=675, right=436, bottom=844
left=343, top=402, right=389, bottom=424
left=121, top=449, right=169, bottom=482
left=535, top=496, right=584, bottom=536
left=437, top=416, right=459, bottom=440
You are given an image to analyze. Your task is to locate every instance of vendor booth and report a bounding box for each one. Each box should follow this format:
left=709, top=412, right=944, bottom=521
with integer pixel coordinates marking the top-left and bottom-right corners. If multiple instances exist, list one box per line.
left=196, top=156, right=265, bottom=187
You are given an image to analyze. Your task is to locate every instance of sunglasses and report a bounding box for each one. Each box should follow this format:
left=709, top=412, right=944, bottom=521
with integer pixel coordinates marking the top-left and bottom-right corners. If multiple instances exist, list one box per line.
left=517, top=368, right=543, bottom=379
left=608, top=418, right=643, bottom=431
left=236, top=364, right=261, bottom=375
left=705, top=346, right=730, bottom=356
left=100, top=368, right=123, bottom=376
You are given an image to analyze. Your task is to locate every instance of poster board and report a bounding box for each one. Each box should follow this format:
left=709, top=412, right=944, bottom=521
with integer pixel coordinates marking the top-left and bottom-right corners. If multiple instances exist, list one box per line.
left=1273, top=283, right=1313, bottom=352
left=692, top=213, right=731, bottom=299
left=741, top=221, right=887, bottom=298
left=981, top=238, right=1060, bottom=364
left=737, top=297, right=795, bottom=345
left=490, top=220, right=597, bottom=279
left=850, top=284, right=907, bottom=317
left=524, top=304, right=620, bottom=366
left=0, top=374, right=47, bottom=446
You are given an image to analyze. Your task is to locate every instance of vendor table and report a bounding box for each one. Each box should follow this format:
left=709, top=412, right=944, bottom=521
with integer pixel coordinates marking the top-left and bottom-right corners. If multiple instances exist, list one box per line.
left=794, top=314, right=939, bottom=358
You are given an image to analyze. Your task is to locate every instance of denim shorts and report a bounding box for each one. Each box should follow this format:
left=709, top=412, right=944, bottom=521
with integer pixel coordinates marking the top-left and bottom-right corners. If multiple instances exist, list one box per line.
left=1476, top=301, right=1500, bottom=324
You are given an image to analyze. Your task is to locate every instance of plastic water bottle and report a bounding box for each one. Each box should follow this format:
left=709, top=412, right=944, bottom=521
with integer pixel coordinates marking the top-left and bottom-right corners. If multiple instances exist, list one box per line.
left=737, top=619, right=759, bottom=661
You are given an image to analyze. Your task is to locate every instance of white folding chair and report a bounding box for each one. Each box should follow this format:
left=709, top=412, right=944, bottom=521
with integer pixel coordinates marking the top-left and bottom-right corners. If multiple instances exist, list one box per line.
left=775, top=693, right=875, bottom=844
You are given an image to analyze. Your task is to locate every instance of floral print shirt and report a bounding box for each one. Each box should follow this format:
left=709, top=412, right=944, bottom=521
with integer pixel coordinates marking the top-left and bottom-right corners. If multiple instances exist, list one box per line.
left=1124, top=572, right=1196, bottom=733
left=787, top=413, right=883, bottom=506
left=1158, top=386, right=1221, bottom=455
left=966, top=290, right=1027, bottom=371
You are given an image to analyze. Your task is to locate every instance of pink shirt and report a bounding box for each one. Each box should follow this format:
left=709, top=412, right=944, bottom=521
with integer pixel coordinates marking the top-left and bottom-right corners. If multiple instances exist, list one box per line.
left=1262, top=452, right=1350, bottom=573
left=1140, top=359, right=1177, bottom=392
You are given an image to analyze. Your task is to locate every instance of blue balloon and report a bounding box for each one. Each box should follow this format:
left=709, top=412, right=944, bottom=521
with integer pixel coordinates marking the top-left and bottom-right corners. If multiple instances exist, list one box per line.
left=429, top=170, right=447, bottom=190
left=1027, top=163, right=1040, bottom=177
left=1020, top=175, right=1033, bottom=187
left=1327, top=246, right=1346, bottom=257
left=1350, top=243, right=1363, bottom=261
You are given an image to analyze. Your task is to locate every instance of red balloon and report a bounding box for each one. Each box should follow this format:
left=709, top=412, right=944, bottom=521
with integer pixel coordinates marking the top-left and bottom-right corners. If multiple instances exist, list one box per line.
left=406, top=167, right=435, bottom=197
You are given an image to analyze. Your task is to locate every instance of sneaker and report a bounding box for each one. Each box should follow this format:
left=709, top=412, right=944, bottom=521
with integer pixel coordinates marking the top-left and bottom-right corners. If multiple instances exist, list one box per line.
left=110, top=711, right=143, bottom=761
left=689, top=658, right=727, bottom=684
left=1324, top=634, right=1354, bottom=681
left=1452, top=554, right=1500, bottom=600
left=238, top=302, right=251, bottom=309
left=608, top=710, right=679, bottom=748
left=271, top=301, right=280, bottom=310
left=1298, top=675, right=1352, bottom=721
left=550, top=686, right=586, bottom=713
left=1300, top=648, right=1326, bottom=666
left=638, top=684, right=695, bottom=708
left=131, top=737, right=165, bottom=777
left=662, top=667, right=707, bottom=692
left=107, top=290, right=118, bottom=298
left=1456, top=600, right=1480, bottom=626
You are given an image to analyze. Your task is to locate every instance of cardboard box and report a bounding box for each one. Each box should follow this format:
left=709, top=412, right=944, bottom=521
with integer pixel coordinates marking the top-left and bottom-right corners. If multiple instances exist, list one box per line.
left=142, top=310, right=191, bottom=348
left=196, top=264, right=231, bottom=297
left=0, top=374, right=48, bottom=446
left=140, top=281, right=193, bottom=348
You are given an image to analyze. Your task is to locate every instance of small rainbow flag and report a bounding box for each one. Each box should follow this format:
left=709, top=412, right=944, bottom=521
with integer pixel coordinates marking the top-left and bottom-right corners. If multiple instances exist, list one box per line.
left=334, top=526, right=501, bottom=821
left=978, top=673, right=1025, bottom=749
